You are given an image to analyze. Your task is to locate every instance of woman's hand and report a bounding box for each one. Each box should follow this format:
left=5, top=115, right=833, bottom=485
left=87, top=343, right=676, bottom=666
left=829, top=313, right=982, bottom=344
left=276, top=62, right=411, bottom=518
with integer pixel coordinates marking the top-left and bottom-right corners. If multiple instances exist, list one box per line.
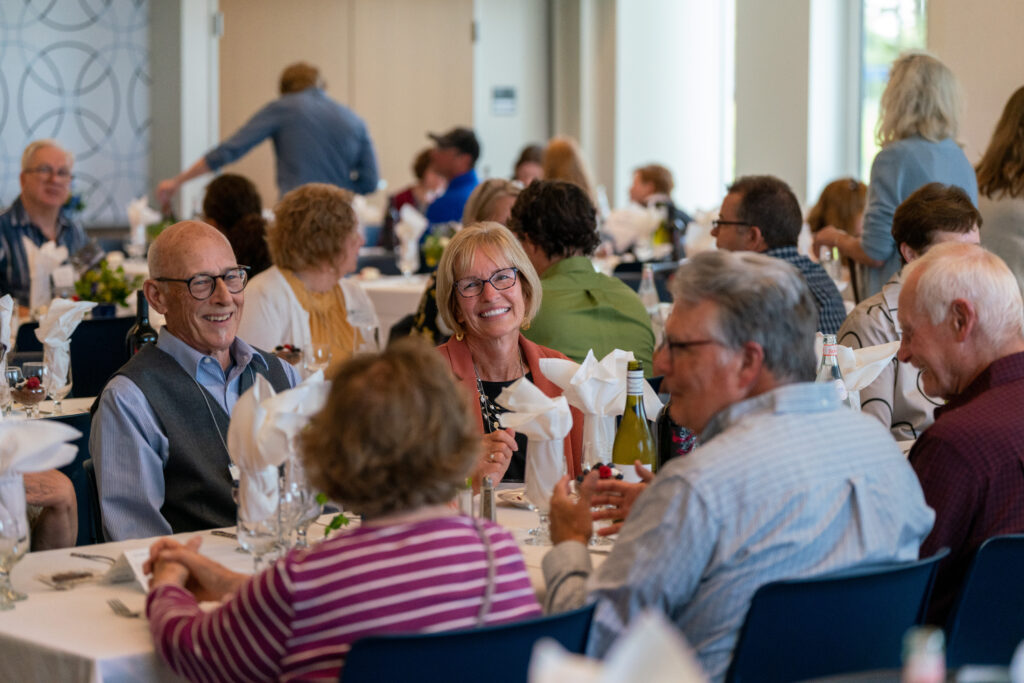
left=474, top=428, right=517, bottom=490
left=813, top=226, right=883, bottom=267
left=145, top=536, right=248, bottom=602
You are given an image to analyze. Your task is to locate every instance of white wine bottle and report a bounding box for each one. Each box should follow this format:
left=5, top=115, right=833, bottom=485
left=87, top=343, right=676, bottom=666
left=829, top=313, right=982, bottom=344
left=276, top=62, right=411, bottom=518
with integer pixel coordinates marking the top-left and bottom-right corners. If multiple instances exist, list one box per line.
left=612, top=360, right=656, bottom=482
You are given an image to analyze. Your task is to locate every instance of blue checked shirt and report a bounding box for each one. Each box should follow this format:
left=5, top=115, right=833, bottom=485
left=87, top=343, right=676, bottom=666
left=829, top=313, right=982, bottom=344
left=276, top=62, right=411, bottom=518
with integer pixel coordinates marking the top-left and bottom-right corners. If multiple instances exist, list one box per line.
left=765, top=245, right=848, bottom=335
left=543, top=382, right=934, bottom=682
left=0, top=196, right=87, bottom=306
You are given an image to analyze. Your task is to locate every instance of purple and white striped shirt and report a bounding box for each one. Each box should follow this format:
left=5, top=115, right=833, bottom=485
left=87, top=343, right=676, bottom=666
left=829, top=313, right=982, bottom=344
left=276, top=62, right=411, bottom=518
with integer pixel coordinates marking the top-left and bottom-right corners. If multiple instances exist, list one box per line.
left=147, top=516, right=542, bottom=682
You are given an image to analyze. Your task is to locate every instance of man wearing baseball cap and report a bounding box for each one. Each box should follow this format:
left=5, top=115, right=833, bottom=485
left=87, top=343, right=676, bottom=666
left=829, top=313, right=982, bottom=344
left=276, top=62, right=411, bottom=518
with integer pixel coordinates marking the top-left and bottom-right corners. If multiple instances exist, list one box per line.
left=425, top=127, right=480, bottom=225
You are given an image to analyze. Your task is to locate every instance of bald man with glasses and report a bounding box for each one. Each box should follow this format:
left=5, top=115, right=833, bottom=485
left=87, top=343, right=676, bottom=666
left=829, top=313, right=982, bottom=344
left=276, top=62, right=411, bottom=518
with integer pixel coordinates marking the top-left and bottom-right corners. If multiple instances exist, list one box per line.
left=0, top=139, right=87, bottom=307
left=90, top=221, right=298, bottom=541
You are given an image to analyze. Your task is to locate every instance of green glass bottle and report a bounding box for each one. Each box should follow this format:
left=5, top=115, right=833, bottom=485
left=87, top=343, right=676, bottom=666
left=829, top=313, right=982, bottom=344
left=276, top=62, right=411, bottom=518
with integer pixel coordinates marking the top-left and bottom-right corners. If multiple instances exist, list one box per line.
left=612, top=360, right=656, bottom=482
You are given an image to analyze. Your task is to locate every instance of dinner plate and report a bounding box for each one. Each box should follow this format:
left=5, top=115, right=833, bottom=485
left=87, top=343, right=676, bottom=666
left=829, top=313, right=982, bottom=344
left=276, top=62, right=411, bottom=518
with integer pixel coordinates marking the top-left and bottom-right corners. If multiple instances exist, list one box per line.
left=496, top=488, right=534, bottom=510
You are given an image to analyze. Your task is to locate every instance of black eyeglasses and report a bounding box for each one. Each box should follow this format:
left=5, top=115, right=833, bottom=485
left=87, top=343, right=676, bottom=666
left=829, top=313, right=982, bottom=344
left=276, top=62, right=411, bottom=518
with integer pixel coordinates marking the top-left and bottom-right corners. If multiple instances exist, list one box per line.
left=711, top=219, right=751, bottom=230
left=455, top=267, right=519, bottom=298
left=155, top=266, right=250, bottom=300
left=659, top=338, right=725, bottom=361
left=24, top=165, right=74, bottom=181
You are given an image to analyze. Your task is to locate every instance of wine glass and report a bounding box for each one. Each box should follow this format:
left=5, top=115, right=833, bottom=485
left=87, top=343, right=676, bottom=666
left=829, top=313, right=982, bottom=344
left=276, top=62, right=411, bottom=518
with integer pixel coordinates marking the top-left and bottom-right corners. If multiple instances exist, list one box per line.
left=396, top=241, right=419, bottom=278
left=237, top=466, right=281, bottom=573
left=279, top=451, right=323, bottom=549
left=3, top=366, right=22, bottom=416
left=18, top=363, right=47, bottom=418
left=523, top=448, right=567, bottom=546
left=302, top=344, right=332, bottom=377
left=0, top=473, right=30, bottom=609
left=41, top=349, right=72, bottom=415
left=348, top=308, right=380, bottom=354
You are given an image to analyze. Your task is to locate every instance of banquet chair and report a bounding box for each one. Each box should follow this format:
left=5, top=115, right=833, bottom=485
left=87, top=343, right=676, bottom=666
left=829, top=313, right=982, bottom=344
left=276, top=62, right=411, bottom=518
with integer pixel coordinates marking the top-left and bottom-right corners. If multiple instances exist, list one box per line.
left=725, top=549, right=948, bottom=683
left=81, top=459, right=104, bottom=545
left=341, top=603, right=595, bottom=683
left=50, top=411, right=96, bottom=547
left=945, top=534, right=1024, bottom=667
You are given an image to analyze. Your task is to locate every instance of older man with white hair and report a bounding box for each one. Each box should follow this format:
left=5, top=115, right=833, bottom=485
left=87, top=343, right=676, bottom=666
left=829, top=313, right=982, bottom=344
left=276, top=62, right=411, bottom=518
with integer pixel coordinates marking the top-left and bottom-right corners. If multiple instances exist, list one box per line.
left=544, top=250, right=934, bottom=682
left=0, top=139, right=86, bottom=306
left=898, top=241, right=1024, bottom=623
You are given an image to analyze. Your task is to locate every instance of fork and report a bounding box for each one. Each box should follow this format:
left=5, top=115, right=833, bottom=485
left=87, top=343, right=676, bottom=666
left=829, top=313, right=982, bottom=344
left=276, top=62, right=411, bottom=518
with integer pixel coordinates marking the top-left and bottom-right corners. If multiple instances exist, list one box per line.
left=107, top=598, right=142, bottom=619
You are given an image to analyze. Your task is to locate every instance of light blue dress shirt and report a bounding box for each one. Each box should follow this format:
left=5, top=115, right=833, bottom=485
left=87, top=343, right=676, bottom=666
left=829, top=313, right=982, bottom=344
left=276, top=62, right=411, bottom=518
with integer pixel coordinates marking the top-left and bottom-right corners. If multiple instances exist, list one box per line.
left=90, top=328, right=299, bottom=541
left=543, top=382, right=934, bottom=682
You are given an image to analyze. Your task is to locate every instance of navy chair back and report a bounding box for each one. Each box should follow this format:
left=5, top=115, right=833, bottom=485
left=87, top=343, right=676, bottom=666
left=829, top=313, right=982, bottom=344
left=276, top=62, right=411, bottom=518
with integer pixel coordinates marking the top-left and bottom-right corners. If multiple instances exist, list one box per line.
left=341, top=603, right=595, bottom=683
left=946, top=534, right=1024, bottom=667
left=81, top=458, right=104, bottom=545
left=725, top=549, right=948, bottom=683
left=50, top=411, right=95, bottom=546
left=15, top=317, right=133, bottom=397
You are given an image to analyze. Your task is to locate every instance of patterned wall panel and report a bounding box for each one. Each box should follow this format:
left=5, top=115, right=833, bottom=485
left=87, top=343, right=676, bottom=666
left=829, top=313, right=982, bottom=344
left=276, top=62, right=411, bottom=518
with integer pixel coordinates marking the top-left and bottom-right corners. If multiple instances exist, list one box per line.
left=0, top=0, right=150, bottom=227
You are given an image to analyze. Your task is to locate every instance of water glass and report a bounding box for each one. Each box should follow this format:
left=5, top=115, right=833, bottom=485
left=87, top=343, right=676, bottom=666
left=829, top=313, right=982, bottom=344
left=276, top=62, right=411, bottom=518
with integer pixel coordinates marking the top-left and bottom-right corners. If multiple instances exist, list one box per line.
left=396, top=242, right=419, bottom=278
left=303, top=344, right=332, bottom=377
left=42, top=350, right=72, bottom=414
left=0, top=474, right=30, bottom=609
left=279, top=455, right=323, bottom=549
left=237, top=466, right=281, bottom=573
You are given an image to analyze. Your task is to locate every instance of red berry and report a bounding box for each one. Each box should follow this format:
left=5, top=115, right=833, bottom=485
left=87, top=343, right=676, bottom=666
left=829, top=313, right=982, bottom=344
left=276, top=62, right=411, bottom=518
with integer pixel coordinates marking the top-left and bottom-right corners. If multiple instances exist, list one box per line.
left=25, top=377, right=41, bottom=389
left=598, top=465, right=612, bottom=479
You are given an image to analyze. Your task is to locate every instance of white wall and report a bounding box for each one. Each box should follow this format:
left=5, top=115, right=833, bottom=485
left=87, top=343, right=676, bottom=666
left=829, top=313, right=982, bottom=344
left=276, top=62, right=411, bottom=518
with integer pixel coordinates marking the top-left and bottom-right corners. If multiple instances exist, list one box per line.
left=473, top=0, right=551, bottom=181
left=614, top=0, right=734, bottom=213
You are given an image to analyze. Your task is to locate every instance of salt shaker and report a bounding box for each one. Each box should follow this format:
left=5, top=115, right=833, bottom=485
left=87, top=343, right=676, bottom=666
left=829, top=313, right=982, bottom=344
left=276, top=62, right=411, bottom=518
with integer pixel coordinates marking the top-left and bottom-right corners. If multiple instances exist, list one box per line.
left=480, top=476, right=496, bottom=522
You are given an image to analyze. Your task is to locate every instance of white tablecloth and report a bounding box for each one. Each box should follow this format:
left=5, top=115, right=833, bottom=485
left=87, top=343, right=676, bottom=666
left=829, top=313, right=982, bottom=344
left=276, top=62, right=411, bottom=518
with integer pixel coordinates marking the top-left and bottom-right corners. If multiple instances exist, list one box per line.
left=355, top=274, right=429, bottom=345
left=0, top=506, right=606, bottom=682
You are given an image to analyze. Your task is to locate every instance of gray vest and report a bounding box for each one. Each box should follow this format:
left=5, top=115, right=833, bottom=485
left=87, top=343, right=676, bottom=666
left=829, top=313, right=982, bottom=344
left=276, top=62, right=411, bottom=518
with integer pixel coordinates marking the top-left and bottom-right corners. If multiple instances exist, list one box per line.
left=111, top=344, right=291, bottom=533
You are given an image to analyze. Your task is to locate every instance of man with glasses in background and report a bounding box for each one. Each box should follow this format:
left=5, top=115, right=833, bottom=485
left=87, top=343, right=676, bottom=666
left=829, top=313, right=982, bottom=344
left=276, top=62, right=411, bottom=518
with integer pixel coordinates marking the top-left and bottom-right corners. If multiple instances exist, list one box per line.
left=91, top=221, right=298, bottom=540
left=0, top=139, right=87, bottom=307
left=543, top=251, right=933, bottom=682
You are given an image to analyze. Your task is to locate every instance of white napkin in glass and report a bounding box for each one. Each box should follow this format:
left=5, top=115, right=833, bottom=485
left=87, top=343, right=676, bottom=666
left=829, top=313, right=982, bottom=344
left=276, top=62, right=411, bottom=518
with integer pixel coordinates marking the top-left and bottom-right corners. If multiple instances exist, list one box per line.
left=603, top=205, right=662, bottom=253
left=540, top=350, right=663, bottom=468
left=257, top=370, right=330, bottom=459
left=22, top=238, right=69, bottom=311
left=227, top=374, right=286, bottom=521
left=34, top=299, right=96, bottom=394
left=395, top=204, right=429, bottom=265
left=0, top=419, right=80, bottom=473
left=126, top=196, right=161, bottom=248
left=495, top=377, right=573, bottom=514
left=0, top=294, right=12, bottom=354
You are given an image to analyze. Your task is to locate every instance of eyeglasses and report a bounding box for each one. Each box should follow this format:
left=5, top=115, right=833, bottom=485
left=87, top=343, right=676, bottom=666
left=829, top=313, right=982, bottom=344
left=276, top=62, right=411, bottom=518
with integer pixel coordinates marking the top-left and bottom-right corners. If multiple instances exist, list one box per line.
left=658, top=338, right=726, bottom=363
left=711, top=219, right=750, bottom=230
left=455, top=267, right=519, bottom=298
left=24, top=165, right=73, bottom=181
left=155, top=266, right=250, bottom=300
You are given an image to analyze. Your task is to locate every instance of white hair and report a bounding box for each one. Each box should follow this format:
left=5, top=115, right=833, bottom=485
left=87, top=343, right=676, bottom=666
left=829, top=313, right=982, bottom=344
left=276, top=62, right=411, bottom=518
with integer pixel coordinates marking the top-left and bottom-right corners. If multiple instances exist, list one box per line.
left=903, top=242, right=1024, bottom=347
left=21, top=139, right=73, bottom=171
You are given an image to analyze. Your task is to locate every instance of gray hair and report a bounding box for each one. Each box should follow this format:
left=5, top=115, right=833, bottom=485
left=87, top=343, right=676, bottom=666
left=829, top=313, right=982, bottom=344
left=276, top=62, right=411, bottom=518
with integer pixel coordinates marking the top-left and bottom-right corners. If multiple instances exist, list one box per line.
left=903, top=242, right=1024, bottom=348
left=21, top=139, right=73, bottom=171
left=670, top=250, right=818, bottom=382
left=877, top=51, right=961, bottom=146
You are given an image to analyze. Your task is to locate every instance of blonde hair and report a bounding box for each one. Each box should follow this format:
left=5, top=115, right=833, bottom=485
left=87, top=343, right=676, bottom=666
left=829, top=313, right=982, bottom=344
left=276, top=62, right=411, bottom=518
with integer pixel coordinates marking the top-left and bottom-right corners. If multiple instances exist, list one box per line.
left=300, top=337, right=479, bottom=518
left=269, top=183, right=356, bottom=271
left=21, top=139, right=73, bottom=171
left=435, top=222, right=541, bottom=338
left=461, top=178, right=521, bottom=225
left=876, top=51, right=961, bottom=147
left=976, top=86, right=1024, bottom=199
left=542, top=137, right=596, bottom=204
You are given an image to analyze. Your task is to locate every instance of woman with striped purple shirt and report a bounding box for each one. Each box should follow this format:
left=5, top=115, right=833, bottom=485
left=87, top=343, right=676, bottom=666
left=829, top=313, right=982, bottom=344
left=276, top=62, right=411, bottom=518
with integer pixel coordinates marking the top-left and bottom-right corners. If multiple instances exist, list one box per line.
left=143, top=338, right=542, bottom=682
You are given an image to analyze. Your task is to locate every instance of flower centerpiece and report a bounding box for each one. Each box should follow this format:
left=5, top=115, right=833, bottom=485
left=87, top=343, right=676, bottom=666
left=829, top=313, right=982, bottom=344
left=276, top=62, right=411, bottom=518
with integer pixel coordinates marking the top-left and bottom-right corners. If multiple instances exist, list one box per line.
left=73, top=259, right=144, bottom=316
left=422, top=221, right=459, bottom=269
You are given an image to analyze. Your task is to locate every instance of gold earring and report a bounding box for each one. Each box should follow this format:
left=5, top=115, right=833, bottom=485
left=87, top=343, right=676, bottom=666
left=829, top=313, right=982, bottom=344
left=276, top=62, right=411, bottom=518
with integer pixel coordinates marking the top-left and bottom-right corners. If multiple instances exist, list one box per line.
left=455, top=331, right=464, bottom=341
left=521, top=320, right=531, bottom=331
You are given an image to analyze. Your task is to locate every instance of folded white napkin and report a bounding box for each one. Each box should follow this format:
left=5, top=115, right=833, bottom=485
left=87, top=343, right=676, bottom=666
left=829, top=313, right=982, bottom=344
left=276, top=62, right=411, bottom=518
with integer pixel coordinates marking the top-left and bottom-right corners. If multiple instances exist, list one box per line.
left=126, top=196, right=161, bottom=248
left=350, top=194, right=384, bottom=228
left=539, top=350, right=663, bottom=468
left=0, top=419, right=80, bottom=473
left=227, top=374, right=287, bottom=521
left=22, top=238, right=69, bottom=311
left=496, top=378, right=573, bottom=513
left=837, top=340, right=901, bottom=392
left=257, top=370, right=330, bottom=458
left=0, top=294, right=12, bottom=354
left=603, top=206, right=662, bottom=253
left=34, top=299, right=96, bottom=393
left=529, top=610, right=708, bottom=683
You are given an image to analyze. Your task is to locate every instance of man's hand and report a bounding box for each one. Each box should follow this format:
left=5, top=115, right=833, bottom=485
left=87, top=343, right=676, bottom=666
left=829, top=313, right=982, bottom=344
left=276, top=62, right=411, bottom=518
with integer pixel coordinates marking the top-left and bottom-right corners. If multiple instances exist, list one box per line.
left=155, top=178, right=179, bottom=209
left=146, top=536, right=247, bottom=601
left=549, top=472, right=597, bottom=545
left=591, top=461, right=653, bottom=536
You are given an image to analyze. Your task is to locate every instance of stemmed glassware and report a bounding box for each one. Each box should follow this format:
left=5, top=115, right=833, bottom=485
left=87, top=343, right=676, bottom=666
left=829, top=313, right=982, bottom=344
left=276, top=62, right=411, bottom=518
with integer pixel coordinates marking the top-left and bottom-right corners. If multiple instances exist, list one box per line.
left=303, top=344, right=332, bottom=377
left=396, top=241, right=419, bottom=278
left=18, top=363, right=47, bottom=418
left=3, top=366, right=22, bottom=417
left=279, top=447, right=322, bottom=549
left=236, top=466, right=281, bottom=573
left=348, top=308, right=380, bottom=354
left=523, top=456, right=566, bottom=546
left=0, top=474, right=30, bottom=609
left=42, top=349, right=72, bottom=415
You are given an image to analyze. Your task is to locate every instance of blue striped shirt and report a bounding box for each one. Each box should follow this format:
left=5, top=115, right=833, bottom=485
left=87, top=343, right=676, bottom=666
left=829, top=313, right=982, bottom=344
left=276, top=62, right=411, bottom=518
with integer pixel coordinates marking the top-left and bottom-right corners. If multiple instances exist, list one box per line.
left=543, top=382, right=934, bottom=682
left=0, top=196, right=87, bottom=306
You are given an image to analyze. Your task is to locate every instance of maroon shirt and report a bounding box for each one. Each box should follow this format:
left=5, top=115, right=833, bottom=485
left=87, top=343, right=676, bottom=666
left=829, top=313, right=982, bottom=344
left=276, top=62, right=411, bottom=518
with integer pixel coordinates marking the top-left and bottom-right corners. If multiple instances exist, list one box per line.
left=910, top=351, right=1024, bottom=624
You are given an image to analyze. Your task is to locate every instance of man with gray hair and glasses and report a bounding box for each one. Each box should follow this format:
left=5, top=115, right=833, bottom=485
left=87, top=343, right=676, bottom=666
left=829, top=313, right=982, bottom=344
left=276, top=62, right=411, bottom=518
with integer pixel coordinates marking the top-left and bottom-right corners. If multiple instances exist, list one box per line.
left=91, top=221, right=298, bottom=541
left=0, top=139, right=86, bottom=307
left=897, top=241, right=1024, bottom=624
left=543, top=250, right=934, bottom=682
